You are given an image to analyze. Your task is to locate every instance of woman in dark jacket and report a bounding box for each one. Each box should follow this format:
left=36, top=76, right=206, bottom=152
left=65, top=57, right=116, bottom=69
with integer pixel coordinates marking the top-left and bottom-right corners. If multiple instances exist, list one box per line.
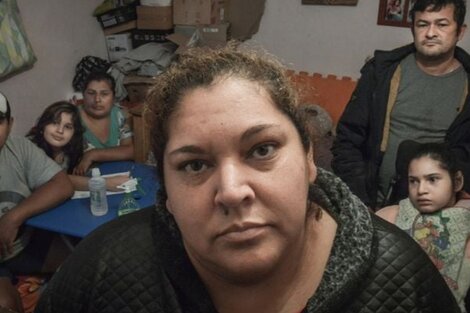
left=35, top=45, right=460, bottom=313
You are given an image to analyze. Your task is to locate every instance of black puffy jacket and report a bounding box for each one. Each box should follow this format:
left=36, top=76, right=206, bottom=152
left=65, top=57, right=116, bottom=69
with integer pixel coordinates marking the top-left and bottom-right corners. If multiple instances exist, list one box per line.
left=36, top=170, right=459, bottom=313
left=332, top=44, right=470, bottom=208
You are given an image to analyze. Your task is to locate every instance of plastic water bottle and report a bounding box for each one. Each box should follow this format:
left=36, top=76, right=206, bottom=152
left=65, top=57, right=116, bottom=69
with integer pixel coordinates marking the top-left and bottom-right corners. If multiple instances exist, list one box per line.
left=118, top=186, right=140, bottom=216
left=88, top=168, right=108, bottom=216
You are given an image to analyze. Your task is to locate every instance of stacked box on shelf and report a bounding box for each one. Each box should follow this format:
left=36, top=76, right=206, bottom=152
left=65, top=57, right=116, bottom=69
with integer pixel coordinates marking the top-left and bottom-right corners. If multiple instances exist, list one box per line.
left=171, top=0, right=230, bottom=51
left=96, top=3, right=138, bottom=29
left=133, top=5, right=174, bottom=47
left=131, top=29, right=174, bottom=48
left=173, top=0, right=228, bottom=25
left=105, top=33, right=133, bottom=62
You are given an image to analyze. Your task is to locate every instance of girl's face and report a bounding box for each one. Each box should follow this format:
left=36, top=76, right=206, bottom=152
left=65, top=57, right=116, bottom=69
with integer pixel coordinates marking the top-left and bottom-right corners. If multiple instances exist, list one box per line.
left=408, top=156, right=457, bottom=213
left=163, top=77, right=316, bottom=284
left=43, top=112, right=75, bottom=151
left=82, top=80, right=114, bottom=119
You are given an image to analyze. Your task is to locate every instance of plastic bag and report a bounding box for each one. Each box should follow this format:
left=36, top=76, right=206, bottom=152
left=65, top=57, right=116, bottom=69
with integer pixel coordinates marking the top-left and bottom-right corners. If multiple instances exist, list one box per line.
left=72, top=56, right=111, bottom=92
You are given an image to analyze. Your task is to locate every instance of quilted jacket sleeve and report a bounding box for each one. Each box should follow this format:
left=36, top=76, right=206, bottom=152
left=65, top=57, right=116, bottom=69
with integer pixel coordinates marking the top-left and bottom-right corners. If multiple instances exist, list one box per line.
left=35, top=208, right=183, bottom=313
left=349, top=216, right=461, bottom=313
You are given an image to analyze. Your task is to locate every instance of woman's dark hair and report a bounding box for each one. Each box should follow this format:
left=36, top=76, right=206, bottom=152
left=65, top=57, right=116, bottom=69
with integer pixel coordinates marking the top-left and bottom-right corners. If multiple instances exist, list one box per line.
left=146, top=43, right=311, bottom=209
left=27, top=101, right=84, bottom=173
left=82, top=71, right=116, bottom=94
left=410, top=0, right=466, bottom=32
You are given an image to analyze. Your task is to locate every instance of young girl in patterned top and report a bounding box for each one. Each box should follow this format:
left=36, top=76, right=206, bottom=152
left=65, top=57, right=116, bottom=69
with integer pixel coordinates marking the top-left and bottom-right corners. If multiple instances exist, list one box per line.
left=377, top=142, right=470, bottom=312
left=28, top=101, right=128, bottom=191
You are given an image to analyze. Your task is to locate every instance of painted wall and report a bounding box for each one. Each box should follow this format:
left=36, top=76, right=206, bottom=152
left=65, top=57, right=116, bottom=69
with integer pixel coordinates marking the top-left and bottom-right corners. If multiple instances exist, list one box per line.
left=249, top=0, right=470, bottom=78
left=2, top=0, right=470, bottom=135
left=1, top=0, right=106, bottom=136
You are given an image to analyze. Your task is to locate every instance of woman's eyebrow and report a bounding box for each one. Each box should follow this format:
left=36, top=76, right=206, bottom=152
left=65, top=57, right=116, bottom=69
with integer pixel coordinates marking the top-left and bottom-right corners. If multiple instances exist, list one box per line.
left=240, top=124, right=280, bottom=142
left=168, top=145, right=205, bottom=157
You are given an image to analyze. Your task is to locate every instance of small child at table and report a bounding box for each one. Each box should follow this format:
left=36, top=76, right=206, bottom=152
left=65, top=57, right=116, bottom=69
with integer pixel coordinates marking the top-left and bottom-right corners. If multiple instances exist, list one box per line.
left=27, top=101, right=129, bottom=191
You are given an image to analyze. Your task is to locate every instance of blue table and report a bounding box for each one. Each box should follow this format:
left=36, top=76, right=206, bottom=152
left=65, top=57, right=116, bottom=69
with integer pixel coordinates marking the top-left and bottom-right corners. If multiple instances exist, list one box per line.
left=26, top=161, right=159, bottom=238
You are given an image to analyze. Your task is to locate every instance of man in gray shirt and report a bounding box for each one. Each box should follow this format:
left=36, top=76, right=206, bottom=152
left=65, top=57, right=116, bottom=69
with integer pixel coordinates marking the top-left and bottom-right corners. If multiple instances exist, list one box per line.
left=332, top=0, right=470, bottom=209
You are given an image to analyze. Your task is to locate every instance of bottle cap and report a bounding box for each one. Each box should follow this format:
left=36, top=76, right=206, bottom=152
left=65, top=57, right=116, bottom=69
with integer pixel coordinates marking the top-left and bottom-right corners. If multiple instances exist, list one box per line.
left=91, top=168, right=101, bottom=177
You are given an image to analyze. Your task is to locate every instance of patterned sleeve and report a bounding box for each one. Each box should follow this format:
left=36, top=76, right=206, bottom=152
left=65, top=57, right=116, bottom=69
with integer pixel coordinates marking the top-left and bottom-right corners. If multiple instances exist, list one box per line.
left=117, top=107, right=133, bottom=141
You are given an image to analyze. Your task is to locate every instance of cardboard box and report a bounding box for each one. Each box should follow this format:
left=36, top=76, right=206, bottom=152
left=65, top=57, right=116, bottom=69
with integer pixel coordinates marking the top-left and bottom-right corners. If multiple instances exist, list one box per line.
left=197, top=23, right=229, bottom=47
left=97, top=4, right=138, bottom=29
left=169, top=22, right=229, bottom=53
left=103, top=20, right=137, bottom=36
left=173, top=0, right=228, bottom=25
left=137, top=6, right=173, bottom=30
left=131, top=29, right=173, bottom=48
left=105, top=33, right=133, bottom=62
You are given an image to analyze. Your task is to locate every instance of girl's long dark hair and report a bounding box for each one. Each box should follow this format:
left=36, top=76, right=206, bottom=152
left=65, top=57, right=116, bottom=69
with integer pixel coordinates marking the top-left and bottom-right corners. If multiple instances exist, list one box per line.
left=27, top=101, right=84, bottom=173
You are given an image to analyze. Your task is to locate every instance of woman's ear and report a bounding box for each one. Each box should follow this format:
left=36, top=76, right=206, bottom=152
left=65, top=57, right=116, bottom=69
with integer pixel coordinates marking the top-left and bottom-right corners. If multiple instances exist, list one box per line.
left=166, top=199, right=174, bottom=215
left=454, top=171, right=464, bottom=193
left=307, top=145, right=317, bottom=184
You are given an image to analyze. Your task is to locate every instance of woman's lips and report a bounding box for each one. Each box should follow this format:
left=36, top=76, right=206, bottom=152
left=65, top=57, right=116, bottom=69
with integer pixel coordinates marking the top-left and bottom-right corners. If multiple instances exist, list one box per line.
left=218, top=223, right=268, bottom=242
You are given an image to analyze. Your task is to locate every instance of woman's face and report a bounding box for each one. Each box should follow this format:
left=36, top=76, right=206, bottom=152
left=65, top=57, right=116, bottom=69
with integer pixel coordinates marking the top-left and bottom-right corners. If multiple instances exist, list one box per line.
left=43, top=112, right=75, bottom=150
left=408, top=156, right=456, bottom=213
left=163, top=77, right=316, bottom=283
left=82, top=80, right=114, bottom=119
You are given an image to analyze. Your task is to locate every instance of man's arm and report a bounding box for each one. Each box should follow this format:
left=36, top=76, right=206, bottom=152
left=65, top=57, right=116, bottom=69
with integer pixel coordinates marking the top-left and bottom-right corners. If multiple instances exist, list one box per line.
left=331, top=62, right=376, bottom=206
left=0, top=171, right=73, bottom=255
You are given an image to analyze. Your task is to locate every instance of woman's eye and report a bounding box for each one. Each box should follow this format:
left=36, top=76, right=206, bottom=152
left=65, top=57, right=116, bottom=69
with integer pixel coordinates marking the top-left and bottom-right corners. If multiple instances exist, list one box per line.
left=182, top=160, right=207, bottom=173
left=65, top=124, right=74, bottom=130
left=251, top=144, right=276, bottom=159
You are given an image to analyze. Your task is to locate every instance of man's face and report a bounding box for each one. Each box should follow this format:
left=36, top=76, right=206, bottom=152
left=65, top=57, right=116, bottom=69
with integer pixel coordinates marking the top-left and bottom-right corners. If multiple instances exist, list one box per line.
left=0, top=117, right=12, bottom=151
left=413, top=4, right=466, bottom=61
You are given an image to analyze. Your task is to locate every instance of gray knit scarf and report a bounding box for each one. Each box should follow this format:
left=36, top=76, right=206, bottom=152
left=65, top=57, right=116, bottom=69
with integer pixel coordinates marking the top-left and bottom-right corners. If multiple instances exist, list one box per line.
left=153, top=168, right=375, bottom=313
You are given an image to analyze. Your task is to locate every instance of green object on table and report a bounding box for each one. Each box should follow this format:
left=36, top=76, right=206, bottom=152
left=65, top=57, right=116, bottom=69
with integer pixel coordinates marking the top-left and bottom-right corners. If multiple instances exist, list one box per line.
left=118, top=186, right=140, bottom=216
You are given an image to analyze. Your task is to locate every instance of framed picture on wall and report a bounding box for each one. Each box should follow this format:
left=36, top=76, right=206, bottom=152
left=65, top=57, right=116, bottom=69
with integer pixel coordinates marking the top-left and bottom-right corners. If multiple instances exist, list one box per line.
left=302, top=0, right=358, bottom=5
left=377, top=0, right=416, bottom=27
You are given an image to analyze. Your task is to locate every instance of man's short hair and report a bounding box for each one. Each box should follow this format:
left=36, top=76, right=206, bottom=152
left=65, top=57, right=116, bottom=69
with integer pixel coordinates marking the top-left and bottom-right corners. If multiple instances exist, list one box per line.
left=0, top=92, right=11, bottom=121
left=410, top=0, right=467, bottom=30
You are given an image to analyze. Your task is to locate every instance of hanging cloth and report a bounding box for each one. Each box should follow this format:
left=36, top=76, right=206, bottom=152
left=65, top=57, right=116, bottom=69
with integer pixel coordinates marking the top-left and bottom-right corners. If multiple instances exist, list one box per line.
left=0, top=0, right=36, bottom=80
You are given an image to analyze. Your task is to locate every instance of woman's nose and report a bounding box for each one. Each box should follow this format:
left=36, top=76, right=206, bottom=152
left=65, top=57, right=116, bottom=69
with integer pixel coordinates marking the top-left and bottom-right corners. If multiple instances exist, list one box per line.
left=56, top=125, right=64, bottom=134
left=214, top=163, right=255, bottom=213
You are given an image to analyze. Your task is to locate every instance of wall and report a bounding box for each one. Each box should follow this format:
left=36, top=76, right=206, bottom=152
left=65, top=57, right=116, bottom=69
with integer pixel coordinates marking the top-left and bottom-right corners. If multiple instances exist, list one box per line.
left=249, top=0, right=470, bottom=78
left=0, top=0, right=106, bottom=136
left=2, top=1, right=470, bottom=135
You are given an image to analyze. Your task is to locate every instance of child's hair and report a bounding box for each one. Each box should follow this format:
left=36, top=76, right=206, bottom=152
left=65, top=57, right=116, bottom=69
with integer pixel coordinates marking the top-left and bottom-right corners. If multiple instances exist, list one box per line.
left=408, top=142, right=461, bottom=183
left=27, top=101, right=84, bottom=173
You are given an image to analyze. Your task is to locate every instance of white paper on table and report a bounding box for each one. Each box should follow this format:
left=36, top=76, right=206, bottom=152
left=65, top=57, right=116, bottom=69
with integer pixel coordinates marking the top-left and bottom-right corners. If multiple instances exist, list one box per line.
left=71, top=171, right=137, bottom=199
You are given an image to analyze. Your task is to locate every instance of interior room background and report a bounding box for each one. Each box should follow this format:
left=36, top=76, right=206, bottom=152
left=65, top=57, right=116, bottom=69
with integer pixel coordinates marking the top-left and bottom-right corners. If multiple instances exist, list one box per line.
left=2, top=0, right=470, bottom=136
